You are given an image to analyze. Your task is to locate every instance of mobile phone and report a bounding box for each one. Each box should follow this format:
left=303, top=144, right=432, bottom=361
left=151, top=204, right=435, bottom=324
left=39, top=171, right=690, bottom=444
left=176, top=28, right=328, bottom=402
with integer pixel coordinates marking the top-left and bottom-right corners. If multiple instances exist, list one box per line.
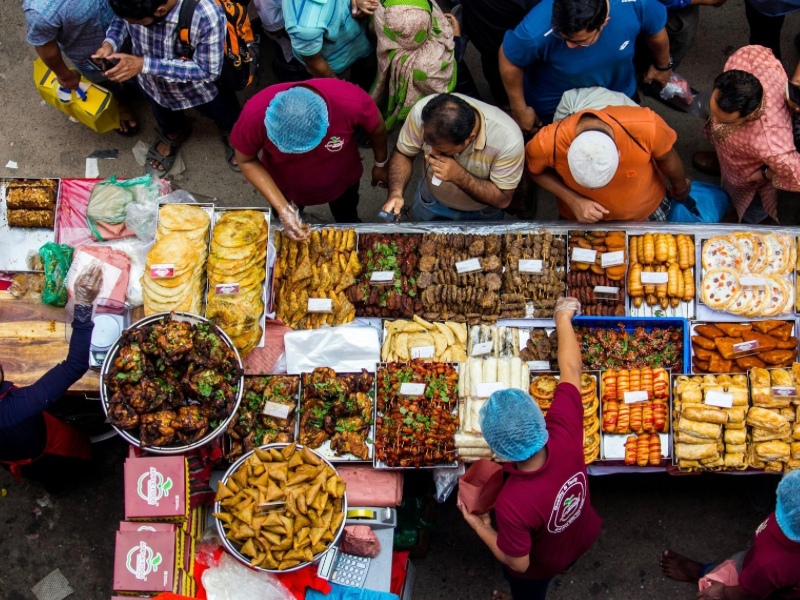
left=786, top=81, right=800, bottom=110
left=378, top=210, right=398, bottom=223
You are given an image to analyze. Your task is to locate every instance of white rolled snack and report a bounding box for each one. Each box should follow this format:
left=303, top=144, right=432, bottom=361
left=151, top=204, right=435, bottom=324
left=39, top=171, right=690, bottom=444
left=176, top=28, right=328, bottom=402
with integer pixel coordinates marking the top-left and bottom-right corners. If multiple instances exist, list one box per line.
left=510, top=357, right=522, bottom=391
left=498, top=358, right=511, bottom=389
left=470, top=399, right=487, bottom=434
left=454, top=432, right=491, bottom=449
left=458, top=361, right=468, bottom=399
left=483, top=357, right=498, bottom=383
left=469, top=358, right=483, bottom=398
left=520, top=362, right=530, bottom=393
left=458, top=448, right=495, bottom=459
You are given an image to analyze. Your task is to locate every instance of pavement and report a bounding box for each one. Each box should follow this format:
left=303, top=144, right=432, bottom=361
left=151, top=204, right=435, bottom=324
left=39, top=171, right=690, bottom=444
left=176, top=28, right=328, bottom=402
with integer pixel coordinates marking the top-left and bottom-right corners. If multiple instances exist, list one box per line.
left=0, top=1, right=799, bottom=598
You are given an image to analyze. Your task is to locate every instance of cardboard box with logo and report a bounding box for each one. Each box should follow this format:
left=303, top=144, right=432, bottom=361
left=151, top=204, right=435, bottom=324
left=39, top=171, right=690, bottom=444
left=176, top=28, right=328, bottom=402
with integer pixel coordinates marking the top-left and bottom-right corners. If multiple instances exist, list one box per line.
left=124, top=456, right=189, bottom=522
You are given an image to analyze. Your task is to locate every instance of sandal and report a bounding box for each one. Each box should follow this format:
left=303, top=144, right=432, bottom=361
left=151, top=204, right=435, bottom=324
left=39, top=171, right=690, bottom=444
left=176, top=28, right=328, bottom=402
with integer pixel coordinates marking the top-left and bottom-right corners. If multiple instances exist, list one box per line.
left=115, top=103, right=140, bottom=138
left=145, top=127, right=191, bottom=176
left=222, top=136, right=241, bottom=172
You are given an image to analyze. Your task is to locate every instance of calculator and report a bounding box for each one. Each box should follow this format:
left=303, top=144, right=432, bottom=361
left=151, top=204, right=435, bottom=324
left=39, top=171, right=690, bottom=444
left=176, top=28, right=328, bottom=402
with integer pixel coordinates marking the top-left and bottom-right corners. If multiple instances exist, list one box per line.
left=322, top=551, right=371, bottom=588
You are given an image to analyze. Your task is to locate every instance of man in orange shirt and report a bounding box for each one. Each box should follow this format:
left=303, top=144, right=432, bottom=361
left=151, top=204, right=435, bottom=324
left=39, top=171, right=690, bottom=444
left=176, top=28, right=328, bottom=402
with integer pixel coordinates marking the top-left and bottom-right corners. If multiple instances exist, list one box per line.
left=526, top=105, right=691, bottom=222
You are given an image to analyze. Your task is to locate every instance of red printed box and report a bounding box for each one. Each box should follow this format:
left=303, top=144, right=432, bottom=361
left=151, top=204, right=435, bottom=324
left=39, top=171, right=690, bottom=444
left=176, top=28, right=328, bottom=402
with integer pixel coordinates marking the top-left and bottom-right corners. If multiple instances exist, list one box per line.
left=124, top=456, right=189, bottom=522
left=113, top=530, right=180, bottom=594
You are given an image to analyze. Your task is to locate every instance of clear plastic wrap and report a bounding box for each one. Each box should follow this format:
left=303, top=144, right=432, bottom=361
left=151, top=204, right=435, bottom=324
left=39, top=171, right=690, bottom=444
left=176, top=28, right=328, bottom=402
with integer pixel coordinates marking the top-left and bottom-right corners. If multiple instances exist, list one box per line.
left=284, top=323, right=381, bottom=373
left=202, top=552, right=294, bottom=600
left=433, top=463, right=465, bottom=502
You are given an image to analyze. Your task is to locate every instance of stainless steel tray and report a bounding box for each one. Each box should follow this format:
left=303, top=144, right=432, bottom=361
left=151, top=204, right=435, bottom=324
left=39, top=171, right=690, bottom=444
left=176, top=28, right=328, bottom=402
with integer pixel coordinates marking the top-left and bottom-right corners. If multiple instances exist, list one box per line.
left=0, top=178, right=60, bottom=271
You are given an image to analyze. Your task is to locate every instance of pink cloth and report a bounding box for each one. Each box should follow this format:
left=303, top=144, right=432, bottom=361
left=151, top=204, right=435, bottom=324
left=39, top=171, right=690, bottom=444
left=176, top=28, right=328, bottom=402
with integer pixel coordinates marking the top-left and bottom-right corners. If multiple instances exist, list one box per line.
left=698, top=560, right=739, bottom=590
left=338, top=466, right=403, bottom=507
left=704, top=46, right=800, bottom=222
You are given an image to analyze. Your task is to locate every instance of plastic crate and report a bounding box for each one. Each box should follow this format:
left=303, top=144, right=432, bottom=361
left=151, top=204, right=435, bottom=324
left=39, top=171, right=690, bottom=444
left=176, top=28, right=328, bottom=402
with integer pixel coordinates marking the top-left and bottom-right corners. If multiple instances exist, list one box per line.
left=573, top=316, right=691, bottom=373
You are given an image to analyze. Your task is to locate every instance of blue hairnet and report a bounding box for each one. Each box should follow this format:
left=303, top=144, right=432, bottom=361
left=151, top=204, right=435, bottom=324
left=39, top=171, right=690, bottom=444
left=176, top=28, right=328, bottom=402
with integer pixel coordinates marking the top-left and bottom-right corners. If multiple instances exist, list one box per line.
left=479, top=388, right=549, bottom=462
left=776, top=470, right=800, bottom=542
left=265, top=87, right=329, bottom=154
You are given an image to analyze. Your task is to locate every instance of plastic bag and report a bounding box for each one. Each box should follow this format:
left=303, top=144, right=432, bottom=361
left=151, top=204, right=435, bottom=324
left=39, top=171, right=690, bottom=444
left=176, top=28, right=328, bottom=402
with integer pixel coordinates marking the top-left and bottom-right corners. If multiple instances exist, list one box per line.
left=668, top=181, right=731, bottom=223
left=39, top=242, right=74, bottom=306
left=126, top=188, right=198, bottom=242
left=433, top=463, right=465, bottom=503
left=284, top=324, right=380, bottom=373
left=202, top=552, right=294, bottom=600
left=86, top=174, right=158, bottom=241
left=82, top=237, right=153, bottom=307
left=660, top=73, right=693, bottom=105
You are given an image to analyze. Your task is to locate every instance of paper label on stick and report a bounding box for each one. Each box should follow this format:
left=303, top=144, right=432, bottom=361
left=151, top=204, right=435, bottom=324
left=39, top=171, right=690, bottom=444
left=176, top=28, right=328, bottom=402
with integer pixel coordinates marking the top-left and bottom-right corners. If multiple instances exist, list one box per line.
left=150, top=264, right=175, bottom=279
left=214, top=283, right=240, bottom=295
left=732, top=340, right=759, bottom=356
left=370, top=271, right=395, bottom=284
left=262, top=401, right=292, bottom=420
left=571, top=248, right=597, bottom=263
left=400, top=383, right=426, bottom=396
left=739, top=277, right=767, bottom=286
left=518, top=259, right=543, bottom=273
left=772, top=386, right=798, bottom=397
left=594, top=286, right=619, bottom=298
left=527, top=361, right=551, bottom=371
left=456, top=258, right=482, bottom=274
left=471, top=341, right=494, bottom=357
left=624, top=390, right=649, bottom=403
left=705, top=391, right=734, bottom=408
left=307, top=298, right=333, bottom=313
left=411, top=345, right=435, bottom=359
left=600, top=251, right=625, bottom=267
left=641, top=271, right=669, bottom=284
left=476, top=382, right=506, bottom=398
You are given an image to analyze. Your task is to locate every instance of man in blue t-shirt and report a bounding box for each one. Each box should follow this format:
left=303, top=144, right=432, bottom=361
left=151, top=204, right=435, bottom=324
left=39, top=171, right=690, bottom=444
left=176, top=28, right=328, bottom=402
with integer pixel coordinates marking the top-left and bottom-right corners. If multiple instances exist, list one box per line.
left=499, top=0, right=671, bottom=132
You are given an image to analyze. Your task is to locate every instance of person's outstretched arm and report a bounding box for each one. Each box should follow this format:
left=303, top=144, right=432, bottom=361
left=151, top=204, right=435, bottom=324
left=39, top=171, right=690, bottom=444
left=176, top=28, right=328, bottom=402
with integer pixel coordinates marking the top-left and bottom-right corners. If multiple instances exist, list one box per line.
left=555, top=297, right=582, bottom=390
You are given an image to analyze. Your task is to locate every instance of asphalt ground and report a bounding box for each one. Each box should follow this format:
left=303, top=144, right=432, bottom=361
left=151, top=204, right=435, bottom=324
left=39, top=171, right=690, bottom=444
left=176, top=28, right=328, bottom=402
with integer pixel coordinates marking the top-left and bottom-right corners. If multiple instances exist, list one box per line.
left=0, top=1, right=798, bottom=598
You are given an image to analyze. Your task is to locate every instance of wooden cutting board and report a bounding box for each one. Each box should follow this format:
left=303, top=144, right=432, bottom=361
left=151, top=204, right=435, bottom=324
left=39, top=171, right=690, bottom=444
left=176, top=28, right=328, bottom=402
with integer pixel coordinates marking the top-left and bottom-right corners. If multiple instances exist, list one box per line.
left=0, top=291, right=100, bottom=393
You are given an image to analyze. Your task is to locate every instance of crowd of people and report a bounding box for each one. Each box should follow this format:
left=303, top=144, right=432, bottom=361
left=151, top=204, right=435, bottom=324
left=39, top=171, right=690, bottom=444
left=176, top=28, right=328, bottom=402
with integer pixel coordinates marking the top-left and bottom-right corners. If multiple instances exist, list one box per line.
left=22, top=0, right=800, bottom=234
left=16, top=0, right=800, bottom=598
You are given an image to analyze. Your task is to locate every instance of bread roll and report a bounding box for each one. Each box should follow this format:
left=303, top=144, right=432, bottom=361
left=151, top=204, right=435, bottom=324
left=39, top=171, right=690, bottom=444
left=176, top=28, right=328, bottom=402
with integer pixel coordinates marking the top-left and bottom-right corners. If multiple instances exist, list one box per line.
left=681, top=388, right=703, bottom=404
left=728, top=386, right=749, bottom=406
left=675, top=442, right=718, bottom=460
left=751, top=426, right=791, bottom=442
left=723, top=453, right=746, bottom=468
left=754, top=441, right=790, bottom=462
left=747, top=407, right=789, bottom=432
left=750, top=368, right=771, bottom=387
left=682, top=405, right=728, bottom=424
left=726, top=443, right=747, bottom=454
left=772, top=369, right=794, bottom=386
left=675, top=431, right=716, bottom=444
left=724, top=429, right=747, bottom=445
left=678, top=417, right=723, bottom=440
left=794, top=423, right=800, bottom=441
left=791, top=441, right=800, bottom=460
left=725, top=407, right=748, bottom=424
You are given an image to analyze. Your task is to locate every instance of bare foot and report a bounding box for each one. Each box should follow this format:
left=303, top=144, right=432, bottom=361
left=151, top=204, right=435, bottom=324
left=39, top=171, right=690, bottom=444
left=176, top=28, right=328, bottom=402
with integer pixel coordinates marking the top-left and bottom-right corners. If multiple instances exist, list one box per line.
left=491, top=591, right=512, bottom=600
left=660, top=550, right=704, bottom=583
left=118, top=119, right=138, bottom=133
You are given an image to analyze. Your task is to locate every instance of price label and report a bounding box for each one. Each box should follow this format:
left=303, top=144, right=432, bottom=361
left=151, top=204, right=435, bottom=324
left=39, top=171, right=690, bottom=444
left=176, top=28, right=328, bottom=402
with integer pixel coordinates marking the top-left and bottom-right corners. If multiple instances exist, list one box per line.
left=624, top=390, right=649, bottom=403
left=732, top=340, right=759, bottom=356
left=518, top=259, right=543, bottom=273
left=601, top=251, right=625, bottom=267
left=263, top=401, right=292, bottom=420
left=527, top=361, right=551, bottom=371
left=456, top=258, right=482, bottom=274
left=772, top=386, right=798, bottom=397
left=476, top=382, right=506, bottom=398
left=471, top=341, right=494, bottom=357
left=370, top=271, right=395, bottom=284
left=411, top=345, right=436, bottom=359
left=150, top=264, right=175, bottom=279
left=705, top=391, right=734, bottom=408
left=400, top=383, right=426, bottom=396
left=215, top=283, right=240, bottom=295
left=594, top=286, right=620, bottom=297
left=307, top=298, right=333, bottom=313
left=641, top=271, right=669, bottom=284
left=740, top=277, right=767, bottom=286
left=571, top=248, right=597, bottom=263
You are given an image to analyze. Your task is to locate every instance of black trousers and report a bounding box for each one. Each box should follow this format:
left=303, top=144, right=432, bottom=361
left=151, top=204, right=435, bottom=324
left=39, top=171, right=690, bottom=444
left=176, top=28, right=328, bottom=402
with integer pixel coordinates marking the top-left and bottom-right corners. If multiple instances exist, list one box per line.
left=745, top=0, right=785, bottom=60
left=139, top=82, right=242, bottom=136
left=295, top=182, right=361, bottom=223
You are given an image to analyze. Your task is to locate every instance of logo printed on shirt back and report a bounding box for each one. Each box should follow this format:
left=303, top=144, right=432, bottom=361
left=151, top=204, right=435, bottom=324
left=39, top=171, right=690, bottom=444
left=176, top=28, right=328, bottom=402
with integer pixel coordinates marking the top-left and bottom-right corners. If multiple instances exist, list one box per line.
left=755, top=517, right=769, bottom=536
left=325, top=136, right=345, bottom=152
left=619, top=41, right=630, bottom=50
left=547, top=472, right=587, bottom=533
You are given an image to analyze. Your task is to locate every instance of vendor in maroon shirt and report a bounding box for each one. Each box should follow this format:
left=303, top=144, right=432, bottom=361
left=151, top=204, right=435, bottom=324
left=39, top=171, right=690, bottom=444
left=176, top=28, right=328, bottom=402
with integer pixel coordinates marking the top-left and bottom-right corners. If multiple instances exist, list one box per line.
left=459, top=297, right=602, bottom=600
left=230, top=79, right=389, bottom=241
left=661, top=471, right=800, bottom=600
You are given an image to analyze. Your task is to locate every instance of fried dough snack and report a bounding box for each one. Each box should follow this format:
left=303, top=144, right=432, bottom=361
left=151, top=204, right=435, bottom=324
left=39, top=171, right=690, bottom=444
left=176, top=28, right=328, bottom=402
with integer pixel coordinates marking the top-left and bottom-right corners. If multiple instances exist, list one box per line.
left=691, top=321, right=797, bottom=373
left=567, top=230, right=626, bottom=317
left=628, top=233, right=695, bottom=316
left=214, top=442, right=346, bottom=571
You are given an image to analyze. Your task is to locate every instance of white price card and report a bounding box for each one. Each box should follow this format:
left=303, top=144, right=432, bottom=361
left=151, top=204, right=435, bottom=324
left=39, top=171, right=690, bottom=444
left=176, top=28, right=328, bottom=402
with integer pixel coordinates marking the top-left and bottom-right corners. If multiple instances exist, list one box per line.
left=456, top=258, right=482, bottom=274
left=732, top=340, right=759, bottom=355
left=641, top=271, right=669, bottom=284
left=150, top=264, right=175, bottom=279
left=471, top=341, right=494, bottom=357
left=400, top=383, right=426, bottom=396
left=518, top=259, right=543, bottom=273
left=476, top=382, right=506, bottom=398
left=739, top=277, right=767, bottom=286
left=600, top=251, right=625, bottom=267
left=262, top=401, right=292, bottom=420
left=705, top=391, right=734, bottom=408
left=307, top=298, right=333, bottom=313
left=527, top=361, right=551, bottom=371
left=594, top=286, right=620, bottom=297
left=370, top=270, right=395, bottom=284
left=411, top=345, right=436, bottom=359
left=215, top=283, right=240, bottom=295
left=772, top=386, right=798, bottom=397
left=571, top=248, right=597, bottom=263
left=624, top=390, right=649, bottom=403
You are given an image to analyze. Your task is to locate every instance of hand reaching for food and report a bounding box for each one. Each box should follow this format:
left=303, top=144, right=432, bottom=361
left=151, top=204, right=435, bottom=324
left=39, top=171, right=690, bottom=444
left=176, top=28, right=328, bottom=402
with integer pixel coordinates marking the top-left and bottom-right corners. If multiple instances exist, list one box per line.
left=73, top=264, right=103, bottom=306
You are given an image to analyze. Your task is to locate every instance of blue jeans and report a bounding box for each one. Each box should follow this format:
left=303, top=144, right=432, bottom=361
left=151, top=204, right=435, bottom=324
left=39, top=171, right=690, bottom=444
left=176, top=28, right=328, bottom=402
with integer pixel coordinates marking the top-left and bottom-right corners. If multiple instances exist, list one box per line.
left=412, top=180, right=505, bottom=221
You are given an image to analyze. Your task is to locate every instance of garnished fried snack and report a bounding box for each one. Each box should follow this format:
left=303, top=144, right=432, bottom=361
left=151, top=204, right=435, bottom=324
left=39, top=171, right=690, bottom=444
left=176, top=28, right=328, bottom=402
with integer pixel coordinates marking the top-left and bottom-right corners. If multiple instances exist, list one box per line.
left=214, top=442, right=346, bottom=571
left=577, top=323, right=684, bottom=372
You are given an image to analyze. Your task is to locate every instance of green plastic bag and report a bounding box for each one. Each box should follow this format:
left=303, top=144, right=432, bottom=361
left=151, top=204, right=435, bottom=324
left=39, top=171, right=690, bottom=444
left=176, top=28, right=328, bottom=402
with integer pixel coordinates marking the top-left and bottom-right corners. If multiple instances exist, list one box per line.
left=39, top=242, right=74, bottom=306
left=86, top=174, right=157, bottom=241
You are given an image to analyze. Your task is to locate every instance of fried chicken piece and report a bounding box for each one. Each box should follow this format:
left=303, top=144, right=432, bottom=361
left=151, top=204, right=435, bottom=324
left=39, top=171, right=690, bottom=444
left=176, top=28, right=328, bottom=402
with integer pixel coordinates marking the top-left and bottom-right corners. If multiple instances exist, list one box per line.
left=113, top=345, right=145, bottom=383
left=171, top=406, right=209, bottom=444
left=331, top=430, right=370, bottom=460
left=155, top=319, right=194, bottom=364
left=108, top=399, right=140, bottom=429
left=140, top=410, right=178, bottom=446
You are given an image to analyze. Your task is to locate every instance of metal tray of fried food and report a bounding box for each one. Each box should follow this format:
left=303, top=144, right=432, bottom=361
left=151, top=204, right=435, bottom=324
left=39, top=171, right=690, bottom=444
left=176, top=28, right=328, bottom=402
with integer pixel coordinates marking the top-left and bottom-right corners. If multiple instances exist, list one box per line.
left=0, top=178, right=60, bottom=271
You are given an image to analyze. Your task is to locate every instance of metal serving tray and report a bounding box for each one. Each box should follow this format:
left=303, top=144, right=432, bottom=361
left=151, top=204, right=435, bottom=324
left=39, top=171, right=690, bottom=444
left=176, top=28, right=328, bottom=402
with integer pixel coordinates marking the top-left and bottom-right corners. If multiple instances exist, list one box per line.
left=0, top=178, right=60, bottom=271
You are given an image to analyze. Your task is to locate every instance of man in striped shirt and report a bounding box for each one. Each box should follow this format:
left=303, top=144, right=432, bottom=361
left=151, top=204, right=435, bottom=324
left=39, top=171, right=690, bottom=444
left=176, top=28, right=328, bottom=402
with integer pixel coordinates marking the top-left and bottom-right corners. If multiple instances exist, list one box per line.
left=94, top=0, right=241, bottom=173
left=382, top=93, right=524, bottom=221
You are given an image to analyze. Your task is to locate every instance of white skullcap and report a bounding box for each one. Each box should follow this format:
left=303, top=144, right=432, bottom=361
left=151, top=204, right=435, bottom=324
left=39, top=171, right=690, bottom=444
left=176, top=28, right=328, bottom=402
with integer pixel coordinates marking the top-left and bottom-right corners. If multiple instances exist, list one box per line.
left=567, top=130, right=619, bottom=189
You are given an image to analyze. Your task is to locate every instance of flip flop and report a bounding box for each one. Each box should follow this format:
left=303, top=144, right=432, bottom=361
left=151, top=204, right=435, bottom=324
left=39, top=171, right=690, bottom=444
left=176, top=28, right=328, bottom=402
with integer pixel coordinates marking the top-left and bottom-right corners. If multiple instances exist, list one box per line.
left=222, top=136, right=241, bottom=173
left=145, top=127, right=191, bottom=176
left=115, top=103, right=140, bottom=137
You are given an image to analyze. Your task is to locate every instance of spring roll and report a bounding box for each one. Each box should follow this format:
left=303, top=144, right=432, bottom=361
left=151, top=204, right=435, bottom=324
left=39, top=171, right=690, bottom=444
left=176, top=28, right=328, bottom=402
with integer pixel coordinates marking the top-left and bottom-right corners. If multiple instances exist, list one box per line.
left=675, top=442, right=718, bottom=460
left=678, top=417, right=722, bottom=440
left=682, top=405, right=728, bottom=424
